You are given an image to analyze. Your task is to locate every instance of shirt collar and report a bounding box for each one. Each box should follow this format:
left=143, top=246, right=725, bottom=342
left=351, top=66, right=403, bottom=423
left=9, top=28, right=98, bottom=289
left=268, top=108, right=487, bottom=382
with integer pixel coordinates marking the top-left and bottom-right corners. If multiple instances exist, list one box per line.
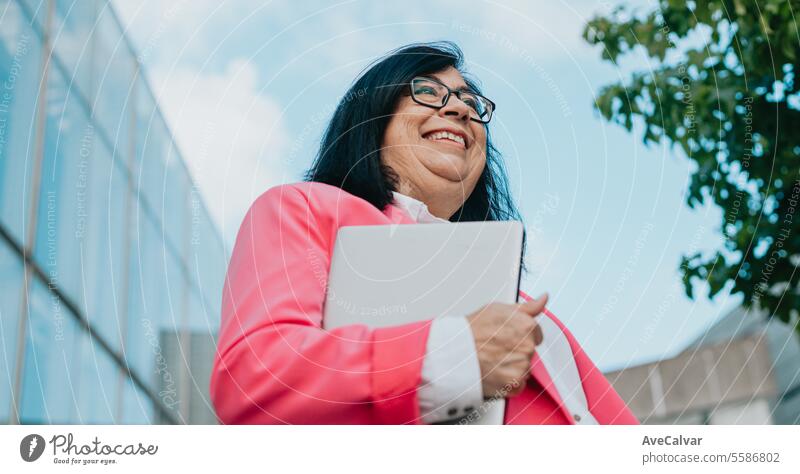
left=391, top=191, right=449, bottom=224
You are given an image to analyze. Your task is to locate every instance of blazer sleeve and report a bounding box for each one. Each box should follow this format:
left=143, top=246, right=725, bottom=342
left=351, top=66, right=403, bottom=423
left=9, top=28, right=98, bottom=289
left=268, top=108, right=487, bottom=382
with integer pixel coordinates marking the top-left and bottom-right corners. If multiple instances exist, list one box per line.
left=519, top=291, right=639, bottom=424
left=210, top=185, right=432, bottom=424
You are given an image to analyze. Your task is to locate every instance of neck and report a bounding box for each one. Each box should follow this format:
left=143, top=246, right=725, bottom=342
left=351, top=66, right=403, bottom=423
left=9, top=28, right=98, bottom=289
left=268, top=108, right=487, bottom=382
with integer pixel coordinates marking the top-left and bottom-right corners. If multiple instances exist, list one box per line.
left=396, top=179, right=463, bottom=220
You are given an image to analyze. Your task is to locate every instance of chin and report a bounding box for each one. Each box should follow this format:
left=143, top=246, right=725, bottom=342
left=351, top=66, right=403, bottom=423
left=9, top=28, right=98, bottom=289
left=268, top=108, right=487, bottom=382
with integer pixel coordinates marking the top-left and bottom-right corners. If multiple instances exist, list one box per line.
left=427, top=166, right=472, bottom=185
left=433, top=161, right=473, bottom=182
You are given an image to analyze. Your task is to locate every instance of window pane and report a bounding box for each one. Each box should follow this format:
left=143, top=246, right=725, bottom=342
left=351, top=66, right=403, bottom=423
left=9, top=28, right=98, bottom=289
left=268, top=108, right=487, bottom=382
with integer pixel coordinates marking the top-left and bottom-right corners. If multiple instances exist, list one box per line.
left=19, top=278, right=82, bottom=423
left=164, top=233, right=187, bottom=331
left=120, top=377, right=153, bottom=424
left=163, top=144, right=189, bottom=253
left=125, top=211, right=165, bottom=389
left=0, top=239, right=23, bottom=423
left=156, top=246, right=188, bottom=423
left=133, top=79, right=168, bottom=224
left=186, top=286, right=217, bottom=424
left=188, top=198, right=226, bottom=326
left=0, top=0, right=43, bottom=244
left=73, top=334, right=119, bottom=423
left=81, top=139, right=126, bottom=352
left=91, top=2, right=133, bottom=161
left=126, top=211, right=184, bottom=424
left=52, top=0, right=97, bottom=101
left=32, top=64, right=93, bottom=307
left=16, top=0, right=48, bottom=33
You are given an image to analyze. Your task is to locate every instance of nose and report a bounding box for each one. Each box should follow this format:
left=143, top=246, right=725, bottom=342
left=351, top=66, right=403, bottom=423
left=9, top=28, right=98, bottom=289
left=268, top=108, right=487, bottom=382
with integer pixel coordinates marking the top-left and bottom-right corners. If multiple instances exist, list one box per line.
left=438, top=94, right=471, bottom=122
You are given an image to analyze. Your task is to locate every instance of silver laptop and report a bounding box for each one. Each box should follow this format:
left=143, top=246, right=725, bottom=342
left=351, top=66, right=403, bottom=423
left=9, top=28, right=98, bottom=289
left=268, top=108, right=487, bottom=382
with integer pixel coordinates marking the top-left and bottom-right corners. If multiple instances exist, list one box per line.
left=322, top=221, right=524, bottom=424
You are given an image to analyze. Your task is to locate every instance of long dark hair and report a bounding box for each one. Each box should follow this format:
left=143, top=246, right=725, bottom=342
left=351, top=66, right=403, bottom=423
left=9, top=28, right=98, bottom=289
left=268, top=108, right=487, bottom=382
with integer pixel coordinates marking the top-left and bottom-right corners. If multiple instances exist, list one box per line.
left=304, top=41, right=527, bottom=271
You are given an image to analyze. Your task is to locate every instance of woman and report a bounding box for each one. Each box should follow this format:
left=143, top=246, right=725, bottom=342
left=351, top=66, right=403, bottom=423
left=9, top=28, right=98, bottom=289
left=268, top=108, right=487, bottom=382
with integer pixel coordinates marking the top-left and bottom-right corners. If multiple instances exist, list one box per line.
left=210, top=42, right=637, bottom=425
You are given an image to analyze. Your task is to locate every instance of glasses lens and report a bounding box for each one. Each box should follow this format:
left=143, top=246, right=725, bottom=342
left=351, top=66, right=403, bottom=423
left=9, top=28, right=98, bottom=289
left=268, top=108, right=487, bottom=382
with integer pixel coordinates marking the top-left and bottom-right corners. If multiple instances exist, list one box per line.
left=411, top=77, right=494, bottom=123
left=454, top=92, right=493, bottom=123
left=459, top=92, right=487, bottom=120
left=479, top=97, right=494, bottom=123
left=474, top=97, right=493, bottom=123
left=411, top=78, right=447, bottom=106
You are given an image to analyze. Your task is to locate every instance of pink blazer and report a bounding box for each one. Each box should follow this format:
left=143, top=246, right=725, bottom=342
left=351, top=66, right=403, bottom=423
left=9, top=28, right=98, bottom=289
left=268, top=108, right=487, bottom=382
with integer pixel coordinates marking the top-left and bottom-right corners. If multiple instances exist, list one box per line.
left=210, top=181, right=639, bottom=425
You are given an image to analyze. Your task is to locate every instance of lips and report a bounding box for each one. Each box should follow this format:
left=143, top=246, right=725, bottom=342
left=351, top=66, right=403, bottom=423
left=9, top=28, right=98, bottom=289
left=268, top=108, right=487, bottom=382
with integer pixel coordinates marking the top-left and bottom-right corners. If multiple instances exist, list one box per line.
left=422, top=128, right=469, bottom=149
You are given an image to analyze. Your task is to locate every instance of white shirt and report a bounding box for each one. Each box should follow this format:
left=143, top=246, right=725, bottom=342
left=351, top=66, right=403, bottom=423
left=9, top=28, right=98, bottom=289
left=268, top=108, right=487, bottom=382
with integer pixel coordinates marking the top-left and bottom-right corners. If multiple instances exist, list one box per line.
left=390, top=191, right=599, bottom=425
left=390, top=191, right=484, bottom=424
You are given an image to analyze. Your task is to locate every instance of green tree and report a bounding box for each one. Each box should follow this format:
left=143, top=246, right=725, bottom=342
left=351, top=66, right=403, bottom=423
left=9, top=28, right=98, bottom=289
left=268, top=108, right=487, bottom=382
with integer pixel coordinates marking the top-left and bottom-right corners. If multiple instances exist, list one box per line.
left=583, top=0, right=800, bottom=335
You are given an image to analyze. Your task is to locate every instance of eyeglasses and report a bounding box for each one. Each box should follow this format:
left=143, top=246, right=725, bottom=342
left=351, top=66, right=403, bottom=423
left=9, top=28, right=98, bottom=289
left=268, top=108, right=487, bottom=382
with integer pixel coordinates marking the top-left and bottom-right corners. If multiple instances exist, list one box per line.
left=408, top=76, right=496, bottom=124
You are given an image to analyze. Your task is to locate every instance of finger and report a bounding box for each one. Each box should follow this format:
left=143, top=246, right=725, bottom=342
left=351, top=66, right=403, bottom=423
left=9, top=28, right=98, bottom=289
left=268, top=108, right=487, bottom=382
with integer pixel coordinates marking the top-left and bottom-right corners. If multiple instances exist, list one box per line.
left=508, top=384, right=525, bottom=398
left=504, top=378, right=526, bottom=397
left=517, top=292, right=548, bottom=316
left=511, top=340, right=536, bottom=360
left=533, top=323, right=544, bottom=346
left=512, top=371, right=532, bottom=396
left=516, top=323, right=540, bottom=351
left=518, top=327, right=538, bottom=350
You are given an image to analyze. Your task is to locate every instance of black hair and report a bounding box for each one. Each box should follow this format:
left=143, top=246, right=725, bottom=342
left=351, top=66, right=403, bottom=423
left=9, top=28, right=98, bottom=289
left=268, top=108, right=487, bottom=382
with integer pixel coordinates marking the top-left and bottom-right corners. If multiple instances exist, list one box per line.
left=303, top=41, right=527, bottom=273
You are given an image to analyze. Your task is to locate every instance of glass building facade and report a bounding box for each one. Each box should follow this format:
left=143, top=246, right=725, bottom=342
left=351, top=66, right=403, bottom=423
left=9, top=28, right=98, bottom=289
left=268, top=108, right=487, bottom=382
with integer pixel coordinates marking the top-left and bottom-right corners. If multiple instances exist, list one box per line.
left=0, top=0, right=227, bottom=423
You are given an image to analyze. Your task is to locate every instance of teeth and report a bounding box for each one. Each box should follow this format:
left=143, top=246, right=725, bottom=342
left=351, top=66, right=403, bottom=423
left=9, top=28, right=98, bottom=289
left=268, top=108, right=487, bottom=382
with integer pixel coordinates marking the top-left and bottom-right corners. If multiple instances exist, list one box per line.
left=424, top=131, right=466, bottom=147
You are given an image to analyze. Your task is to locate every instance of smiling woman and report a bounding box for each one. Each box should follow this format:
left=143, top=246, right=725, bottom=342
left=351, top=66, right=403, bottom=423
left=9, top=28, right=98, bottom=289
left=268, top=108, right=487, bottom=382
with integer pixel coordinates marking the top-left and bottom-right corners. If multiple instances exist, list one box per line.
left=305, top=41, right=520, bottom=224
left=381, top=67, right=488, bottom=219
left=210, top=41, right=638, bottom=425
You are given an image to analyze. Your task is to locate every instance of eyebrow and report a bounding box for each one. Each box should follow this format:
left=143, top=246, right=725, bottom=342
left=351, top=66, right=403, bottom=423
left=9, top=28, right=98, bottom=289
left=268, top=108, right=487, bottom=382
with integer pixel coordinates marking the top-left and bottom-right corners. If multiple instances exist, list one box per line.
left=427, top=75, right=472, bottom=93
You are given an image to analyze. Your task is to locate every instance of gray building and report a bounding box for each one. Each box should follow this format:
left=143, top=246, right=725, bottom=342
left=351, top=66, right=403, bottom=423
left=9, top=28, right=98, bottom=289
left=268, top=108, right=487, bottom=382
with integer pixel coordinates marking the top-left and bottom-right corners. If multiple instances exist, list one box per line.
left=1, top=0, right=227, bottom=424
left=606, top=306, right=800, bottom=424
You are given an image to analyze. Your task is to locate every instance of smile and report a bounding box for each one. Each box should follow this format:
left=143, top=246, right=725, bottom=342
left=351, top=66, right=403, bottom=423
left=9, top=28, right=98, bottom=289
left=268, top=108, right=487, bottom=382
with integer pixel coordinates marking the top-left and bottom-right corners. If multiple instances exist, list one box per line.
left=422, top=130, right=467, bottom=149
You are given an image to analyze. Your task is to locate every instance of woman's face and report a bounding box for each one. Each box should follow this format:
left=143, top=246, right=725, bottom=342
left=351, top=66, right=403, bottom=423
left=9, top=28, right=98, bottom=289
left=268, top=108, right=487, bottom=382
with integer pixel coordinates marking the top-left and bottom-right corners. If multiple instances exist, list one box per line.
left=381, top=66, right=487, bottom=217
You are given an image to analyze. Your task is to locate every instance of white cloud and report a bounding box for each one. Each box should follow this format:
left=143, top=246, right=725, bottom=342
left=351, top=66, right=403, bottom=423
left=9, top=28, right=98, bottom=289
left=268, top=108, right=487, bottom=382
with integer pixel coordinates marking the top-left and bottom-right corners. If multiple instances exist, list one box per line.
left=151, top=58, right=290, bottom=246
left=113, top=0, right=292, bottom=246
left=112, top=0, right=259, bottom=69
left=468, top=0, right=603, bottom=63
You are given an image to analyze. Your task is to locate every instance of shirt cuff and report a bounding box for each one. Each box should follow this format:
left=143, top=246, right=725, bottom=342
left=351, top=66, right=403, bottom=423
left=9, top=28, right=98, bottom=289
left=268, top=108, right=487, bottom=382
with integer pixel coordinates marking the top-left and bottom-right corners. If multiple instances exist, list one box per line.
left=418, top=315, right=483, bottom=424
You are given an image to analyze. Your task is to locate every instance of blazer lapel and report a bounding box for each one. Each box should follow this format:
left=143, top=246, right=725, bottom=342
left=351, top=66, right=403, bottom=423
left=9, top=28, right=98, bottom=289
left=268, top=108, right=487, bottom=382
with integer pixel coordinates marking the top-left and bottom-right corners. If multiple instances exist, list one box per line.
left=529, top=351, right=576, bottom=423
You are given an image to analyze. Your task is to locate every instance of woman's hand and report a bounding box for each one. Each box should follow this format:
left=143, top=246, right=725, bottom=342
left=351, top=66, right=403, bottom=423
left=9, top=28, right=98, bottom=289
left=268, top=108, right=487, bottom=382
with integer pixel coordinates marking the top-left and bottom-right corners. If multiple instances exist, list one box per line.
left=466, top=293, right=548, bottom=399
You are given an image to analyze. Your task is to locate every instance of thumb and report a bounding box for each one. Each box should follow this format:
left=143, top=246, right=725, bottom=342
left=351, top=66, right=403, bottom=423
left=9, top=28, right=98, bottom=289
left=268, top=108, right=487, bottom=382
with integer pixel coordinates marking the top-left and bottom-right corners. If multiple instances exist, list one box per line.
left=518, top=292, right=548, bottom=316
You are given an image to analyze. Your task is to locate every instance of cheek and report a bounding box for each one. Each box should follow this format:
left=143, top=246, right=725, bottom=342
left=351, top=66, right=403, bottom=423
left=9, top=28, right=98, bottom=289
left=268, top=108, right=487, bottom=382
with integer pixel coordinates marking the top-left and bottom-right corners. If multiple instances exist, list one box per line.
left=381, top=117, right=422, bottom=175
left=382, top=117, right=400, bottom=149
left=468, top=129, right=488, bottom=182
left=471, top=128, right=488, bottom=164
left=474, top=126, right=488, bottom=150
left=383, top=100, right=425, bottom=148
left=382, top=123, right=411, bottom=165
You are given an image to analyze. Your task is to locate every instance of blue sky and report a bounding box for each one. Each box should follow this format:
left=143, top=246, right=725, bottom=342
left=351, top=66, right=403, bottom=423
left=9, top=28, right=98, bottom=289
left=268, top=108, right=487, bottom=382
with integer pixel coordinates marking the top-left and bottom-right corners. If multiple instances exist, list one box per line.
left=113, top=0, right=743, bottom=371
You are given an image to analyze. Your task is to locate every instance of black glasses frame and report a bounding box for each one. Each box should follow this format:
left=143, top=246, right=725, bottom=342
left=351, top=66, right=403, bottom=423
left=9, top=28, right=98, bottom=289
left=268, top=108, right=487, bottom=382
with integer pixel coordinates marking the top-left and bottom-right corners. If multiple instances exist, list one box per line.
left=408, top=76, right=496, bottom=124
